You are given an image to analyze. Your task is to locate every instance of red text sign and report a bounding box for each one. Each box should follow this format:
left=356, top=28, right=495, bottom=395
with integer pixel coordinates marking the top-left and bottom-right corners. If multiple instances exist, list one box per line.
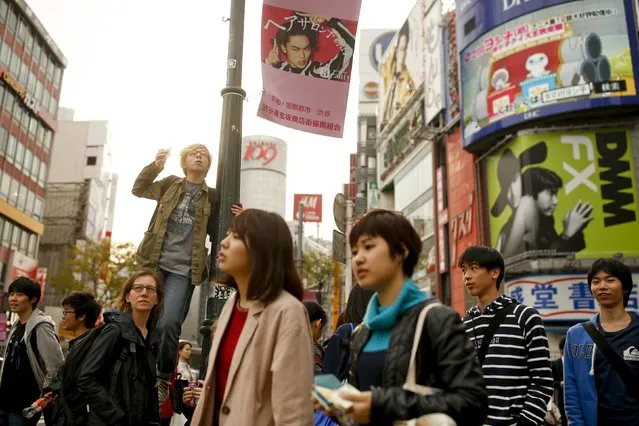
left=243, top=140, right=278, bottom=166
left=294, top=194, right=323, bottom=223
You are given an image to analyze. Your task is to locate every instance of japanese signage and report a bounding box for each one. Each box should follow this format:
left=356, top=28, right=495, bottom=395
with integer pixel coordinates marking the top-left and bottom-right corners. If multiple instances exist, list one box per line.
left=2, top=71, right=39, bottom=114
left=378, top=0, right=424, bottom=132
left=505, top=273, right=639, bottom=320
left=258, top=0, right=361, bottom=138
left=243, top=139, right=278, bottom=166
left=360, top=30, right=394, bottom=103
left=423, top=0, right=445, bottom=124
left=294, top=193, right=323, bottom=222
left=458, top=0, right=639, bottom=148
left=484, top=129, right=639, bottom=259
left=436, top=167, right=448, bottom=272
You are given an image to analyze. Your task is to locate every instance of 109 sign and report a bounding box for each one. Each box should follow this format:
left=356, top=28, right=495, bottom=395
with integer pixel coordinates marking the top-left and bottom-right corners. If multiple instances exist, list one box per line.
left=243, top=141, right=278, bottom=166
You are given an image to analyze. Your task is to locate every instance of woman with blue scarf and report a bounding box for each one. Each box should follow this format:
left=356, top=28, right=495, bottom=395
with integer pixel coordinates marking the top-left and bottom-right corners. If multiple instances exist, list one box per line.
left=322, top=210, right=487, bottom=425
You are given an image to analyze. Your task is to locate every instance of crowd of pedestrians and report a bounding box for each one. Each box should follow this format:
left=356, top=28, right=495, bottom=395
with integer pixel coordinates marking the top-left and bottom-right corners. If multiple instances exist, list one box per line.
left=0, top=144, right=636, bottom=425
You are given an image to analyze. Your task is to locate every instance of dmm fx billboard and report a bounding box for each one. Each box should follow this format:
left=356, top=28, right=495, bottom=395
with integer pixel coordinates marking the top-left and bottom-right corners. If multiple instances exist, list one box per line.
left=485, top=129, right=639, bottom=259
left=505, top=273, right=639, bottom=321
left=293, top=194, right=323, bottom=222
left=457, top=0, right=639, bottom=149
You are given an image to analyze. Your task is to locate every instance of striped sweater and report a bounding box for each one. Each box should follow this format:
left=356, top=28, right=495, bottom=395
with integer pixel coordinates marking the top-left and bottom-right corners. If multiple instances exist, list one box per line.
left=463, top=296, right=553, bottom=426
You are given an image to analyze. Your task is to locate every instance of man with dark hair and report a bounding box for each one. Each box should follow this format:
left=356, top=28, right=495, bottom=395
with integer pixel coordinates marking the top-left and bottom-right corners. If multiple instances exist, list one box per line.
left=549, top=336, right=567, bottom=425
left=500, top=167, right=593, bottom=258
left=0, top=278, right=64, bottom=426
left=460, top=246, right=553, bottom=425
left=265, top=14, right=355, bottom=81
left=48, top=291, right=102, bottom=425
left=564, top=258, right=639, bottom=426
left=303, top=301, right=327, bottom=376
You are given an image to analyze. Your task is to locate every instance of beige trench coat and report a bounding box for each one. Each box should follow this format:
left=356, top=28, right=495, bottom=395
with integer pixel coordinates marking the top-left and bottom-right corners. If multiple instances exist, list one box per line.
left=191, top=291, right=314, bottom=426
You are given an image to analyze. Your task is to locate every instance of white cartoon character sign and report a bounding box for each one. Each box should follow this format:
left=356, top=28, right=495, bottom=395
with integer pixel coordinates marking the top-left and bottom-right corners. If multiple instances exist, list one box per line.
left=526, top=53, right=550, bottom=78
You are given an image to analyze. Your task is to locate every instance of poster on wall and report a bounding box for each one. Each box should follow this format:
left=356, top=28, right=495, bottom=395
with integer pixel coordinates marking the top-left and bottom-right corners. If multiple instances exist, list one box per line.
left=459, top=0, right=639, bottom=148
left=359, top=30, right=395, bottom=103
left=423, top=0, right=445, bottom=124
left=505, top=274, right=639, bottom=321
left=485, top=129, right=639, bottom=259
left=378, top=0, right=424, bottom=132
left=258, top=0, right=361, bottom=138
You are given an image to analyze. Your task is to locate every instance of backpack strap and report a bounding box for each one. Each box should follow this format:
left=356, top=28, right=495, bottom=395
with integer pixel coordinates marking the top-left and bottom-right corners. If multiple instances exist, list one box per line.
left=476, top=303, right=517, bottom=365
left=582, top=321, right=639, bottom=401
left=110, top=342, right=135, bottom=396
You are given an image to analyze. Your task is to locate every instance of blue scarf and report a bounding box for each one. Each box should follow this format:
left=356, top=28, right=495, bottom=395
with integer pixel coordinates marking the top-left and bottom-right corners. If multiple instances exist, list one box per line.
left=362, top=279, right=428, bottom=352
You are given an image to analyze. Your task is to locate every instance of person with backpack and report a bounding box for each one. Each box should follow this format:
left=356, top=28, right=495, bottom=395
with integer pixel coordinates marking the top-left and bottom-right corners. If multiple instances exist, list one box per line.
left=0, top=277, right=64, bottom=426
left=563, top=258, right=639, bottom=426
left=304, top=301, right=328, bottom=376
left=459, top=246, right=553, bottom=425
left=77, top=269, right=165, bottom=426
left=48, top=291, right=102, bottom=426
left=132, top=145, right=242, bottom=403
left=322, top=284, right=373, bottom=381
left=315, top=210, right=487, bottom=425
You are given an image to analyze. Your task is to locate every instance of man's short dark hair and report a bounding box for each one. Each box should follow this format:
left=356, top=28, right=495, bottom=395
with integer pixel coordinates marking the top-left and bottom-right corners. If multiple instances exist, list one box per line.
left=349, top=210, right=422, bottom=278
left=558, top=336, right=566, bottom=353
left=522, top=167, right=563, bottom=199
left=61, top=291, right=101, bottom=329
left=276, top=20, right=318, bottom=51
left=458, top=246, right=506, bottom=289
left=587, top=258, right=634, bottom=307
left=8, top=277, right=41, bottom=309
left=303, top=301, right=327, bottom=327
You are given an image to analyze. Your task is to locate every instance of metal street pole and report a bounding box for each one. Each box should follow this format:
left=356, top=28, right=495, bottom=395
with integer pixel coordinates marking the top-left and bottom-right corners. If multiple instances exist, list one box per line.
left=296, top=203, right=304, bottom=279
left=344, top=200, right=354, bottom=303
left=199, top=0, right=246, bottom=376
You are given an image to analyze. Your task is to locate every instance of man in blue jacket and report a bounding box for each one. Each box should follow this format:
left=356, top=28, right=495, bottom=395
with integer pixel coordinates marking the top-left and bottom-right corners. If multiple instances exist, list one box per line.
left=564, top=258, right=639, bottom=425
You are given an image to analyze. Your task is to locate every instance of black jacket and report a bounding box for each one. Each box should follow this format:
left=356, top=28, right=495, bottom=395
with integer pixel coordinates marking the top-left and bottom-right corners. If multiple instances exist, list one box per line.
left=348, top=299, right=488, bottom=426
left=77, top=311, right=160, bottom=426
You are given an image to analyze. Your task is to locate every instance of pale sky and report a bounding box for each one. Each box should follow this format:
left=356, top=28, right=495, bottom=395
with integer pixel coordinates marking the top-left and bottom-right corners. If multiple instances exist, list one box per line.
left=26, top=0, right=427, bottom=245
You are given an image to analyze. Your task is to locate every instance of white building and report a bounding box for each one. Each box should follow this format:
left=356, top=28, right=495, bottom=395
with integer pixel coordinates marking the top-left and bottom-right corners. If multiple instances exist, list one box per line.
left=240, top=135, right=287, bottom=218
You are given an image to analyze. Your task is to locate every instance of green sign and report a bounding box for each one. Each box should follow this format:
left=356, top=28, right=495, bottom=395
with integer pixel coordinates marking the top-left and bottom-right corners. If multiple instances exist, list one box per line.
left=485, top=129, right=639, bottom=259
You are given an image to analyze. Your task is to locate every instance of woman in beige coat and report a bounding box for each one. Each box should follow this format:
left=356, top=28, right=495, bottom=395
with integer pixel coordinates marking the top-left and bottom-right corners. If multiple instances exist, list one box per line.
left=191, top=209, right=314, bottom=426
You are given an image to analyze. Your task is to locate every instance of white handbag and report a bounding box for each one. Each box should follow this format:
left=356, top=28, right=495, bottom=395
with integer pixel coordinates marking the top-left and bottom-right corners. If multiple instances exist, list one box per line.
left=393, top=302, right=457, bottom=426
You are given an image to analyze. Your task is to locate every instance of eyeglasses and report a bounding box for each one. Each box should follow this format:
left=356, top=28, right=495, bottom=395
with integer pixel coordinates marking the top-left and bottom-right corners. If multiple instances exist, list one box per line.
left=188, top=150, right=208, bottom=158
left=62, top=310, right=76, bottom=317
left=131, top=285, right=157, bottom=294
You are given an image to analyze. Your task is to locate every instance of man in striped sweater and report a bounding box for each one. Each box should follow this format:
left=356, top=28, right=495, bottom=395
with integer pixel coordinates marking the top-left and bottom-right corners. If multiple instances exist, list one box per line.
left=460, top=246, right=553, bottom=425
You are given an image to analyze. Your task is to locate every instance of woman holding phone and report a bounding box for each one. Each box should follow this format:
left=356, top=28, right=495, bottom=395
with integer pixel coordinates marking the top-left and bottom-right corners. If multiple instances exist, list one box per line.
left=315, top=210, right=487, bottom=425
left=191, top=209, right=314, bottom=426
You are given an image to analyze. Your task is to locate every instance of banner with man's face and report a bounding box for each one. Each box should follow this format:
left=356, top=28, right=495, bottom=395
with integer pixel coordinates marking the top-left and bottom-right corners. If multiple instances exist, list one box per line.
left=258, top=0, right=361, bottom=138
left=484, top=129, right=639, bottom=259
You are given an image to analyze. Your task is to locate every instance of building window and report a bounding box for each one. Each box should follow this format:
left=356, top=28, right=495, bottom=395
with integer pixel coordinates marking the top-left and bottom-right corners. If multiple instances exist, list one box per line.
left=14, top=142, right=24, bottom=169
left=35, top=80, right=43, bottom=103
left=36, top=122, right=44, bottom=146
left=0, top=0, right=7, bottom=22
left=27, top=233, right=36, bottom=257
left=6, top=5, right=17, bottom=32
left=49, top=96, right=58, bottom=117
left=25, top=30, right=34, bottom=53
left=19, top=60, right=28, bottom=84
left=33, top=42, right=41, bottom=67
left=54, top=67, right=62, bottom=88
left=86, top=156, right=97, bottom=166
left=29, top=117, right=37, bottom=136
left=367, top=156, right=376, bottom=169
left=23, top=150, right=32, bottom=173
left=359, top=153, right=366, bottom=168
left=19, top=229, right=27, bottom=252
left=0, top=173, right=8, bottom=199
left=25, top=189, right=34, bottom=214
left=33, top=197, right=43, bottom=220
left=3, top=91, right=14, bottom=112
left=11, top=225, right=19, bottom=249
left=38, top=162, right=47, bottom=186
left=2, top=221, right=12, bottom=246
left=43, top=129, right=52, bottom=151
left=20, top=109, right=28, bottom=131
left=0, top=127, right=7, bottom=155
left=9, top=52, right=19, bottom=75
left=6, top=134, right=16, bottom=163
left=367, top=126, right=377, bottom=141
left=0, top=43, right=9, bottom=67
left=46, top=60, right=54, bottom=80
left=17, top=19, right=27, bottom=40
left=8, top=178, right=18, bottom=205
left=42, top=90, right=50, bottom=112
left=31, top=156, right=40, bottom=181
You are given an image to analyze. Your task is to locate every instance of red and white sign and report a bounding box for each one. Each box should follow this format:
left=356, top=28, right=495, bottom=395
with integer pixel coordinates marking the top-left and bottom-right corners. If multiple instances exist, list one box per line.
left=242, top=140, right=278, bottom=166
left=8, top=251, right=38, bottom=283
left=294, top=194, right=323, bottom=223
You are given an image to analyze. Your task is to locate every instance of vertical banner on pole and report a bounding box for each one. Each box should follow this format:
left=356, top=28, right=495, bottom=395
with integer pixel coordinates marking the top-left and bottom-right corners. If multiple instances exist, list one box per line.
left=258, top=0, right=362, bottom=138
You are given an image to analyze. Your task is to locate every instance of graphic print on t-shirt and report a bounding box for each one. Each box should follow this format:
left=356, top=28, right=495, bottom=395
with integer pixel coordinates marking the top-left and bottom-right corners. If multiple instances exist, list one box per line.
left=623, top=346, right=639, bottom=362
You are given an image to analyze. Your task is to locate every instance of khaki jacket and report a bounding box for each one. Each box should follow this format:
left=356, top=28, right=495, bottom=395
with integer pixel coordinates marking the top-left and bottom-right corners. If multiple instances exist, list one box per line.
left=191, top=291, right=314, bottom=426
left=132, top=162, right=218, bottom=285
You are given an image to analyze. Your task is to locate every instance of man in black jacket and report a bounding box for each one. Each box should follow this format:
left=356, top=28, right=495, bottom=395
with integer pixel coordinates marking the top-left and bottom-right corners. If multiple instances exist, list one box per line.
left=550, top=337, right=567, bottom=426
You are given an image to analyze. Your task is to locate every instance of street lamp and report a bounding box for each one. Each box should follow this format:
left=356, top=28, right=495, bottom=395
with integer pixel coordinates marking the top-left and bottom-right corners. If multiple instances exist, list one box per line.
left=199, top=0, right=246, bottom=375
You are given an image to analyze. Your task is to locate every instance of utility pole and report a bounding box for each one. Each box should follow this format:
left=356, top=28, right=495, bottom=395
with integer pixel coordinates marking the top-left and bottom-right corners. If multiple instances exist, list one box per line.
left=296, top=202, right=304, bottom=279
left=344, top=199, right=354, bottom=302
left=199, top=0, right=246, bottom=376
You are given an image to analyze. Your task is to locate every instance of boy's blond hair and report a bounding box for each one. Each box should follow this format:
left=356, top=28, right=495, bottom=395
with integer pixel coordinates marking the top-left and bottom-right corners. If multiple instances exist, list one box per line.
left=180, top=144, right=212, bottom=176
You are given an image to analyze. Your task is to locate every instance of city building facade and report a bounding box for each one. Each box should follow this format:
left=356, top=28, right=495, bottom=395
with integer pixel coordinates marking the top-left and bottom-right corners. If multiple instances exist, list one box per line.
left=0, top=0, right=65, bottom=304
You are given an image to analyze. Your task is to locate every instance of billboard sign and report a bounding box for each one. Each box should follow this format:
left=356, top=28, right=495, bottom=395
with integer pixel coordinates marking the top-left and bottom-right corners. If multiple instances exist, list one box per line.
left=484, top=129, right=639, bottom=259
left=458, top=0, right=639, bottom=148
left=423, top=0, right=445, bottom=124
left=359, top=30, right=395, bottom=103
left=294, top=194, right=323, bottom=222
left=378, top=0, right=424, bottom=131
left=258, top=0, right=361, bottom=138
left=505, top=273, right=639, bottom=321
left=240, top=137, right=287, bottom=174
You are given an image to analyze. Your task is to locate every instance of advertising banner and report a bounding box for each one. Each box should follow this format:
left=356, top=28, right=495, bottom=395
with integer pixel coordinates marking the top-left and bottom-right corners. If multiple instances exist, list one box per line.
left=294, top=193, right=323, bottom=222
left=505, top=273, right=639, bottom=321
left=459, top=0, right=639, bottom=148
left=423, top=0, right=445, bottom=124
left=485, top=129, right=639, bottom=259
left=258, top=0, right=361, bottom=138
left=378, top=0, right=424, bottom=132
left=359, top=30, right=395, bottom=104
